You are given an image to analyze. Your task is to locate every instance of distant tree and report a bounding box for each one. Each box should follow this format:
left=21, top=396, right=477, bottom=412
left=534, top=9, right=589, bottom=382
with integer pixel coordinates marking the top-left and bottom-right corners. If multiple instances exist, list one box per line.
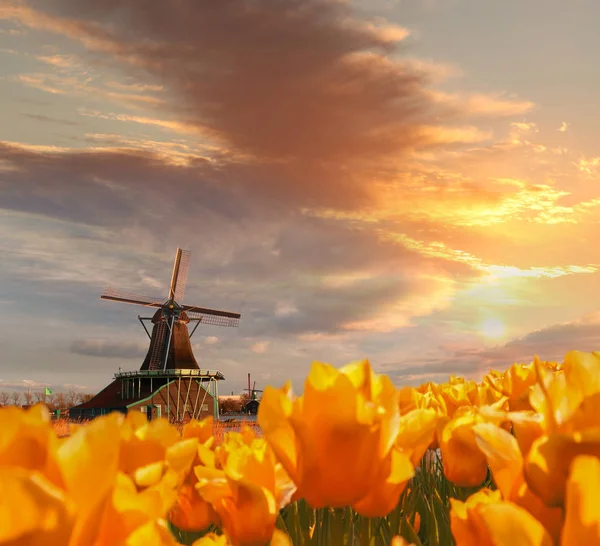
left=11, top=392, right=21, bottom=405
left=34, top=392, right=45, bottom=403
left=77, top=393, right=95, bottom=404
left=45, top=394, right=56, bottom=410
left=24, top=390, right=33, bottom=406
left=219, top=397, right=243, bottom=413
left=53, top=392, right=66, bottom=409
left=64, top=390, right=78, bottom=408
left=0, top=391, right=9, bottom=406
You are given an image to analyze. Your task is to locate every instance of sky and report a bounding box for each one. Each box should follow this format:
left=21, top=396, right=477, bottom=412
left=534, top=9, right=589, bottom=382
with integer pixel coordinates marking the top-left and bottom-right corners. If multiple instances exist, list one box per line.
left=1, top=0, right=600, bottom=397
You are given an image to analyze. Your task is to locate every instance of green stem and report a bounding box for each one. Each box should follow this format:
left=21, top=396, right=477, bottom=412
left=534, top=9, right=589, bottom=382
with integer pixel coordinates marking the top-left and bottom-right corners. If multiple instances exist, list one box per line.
left=360, top=517, right=372, bottom=546
left=331, top=508, right=345, bottom=546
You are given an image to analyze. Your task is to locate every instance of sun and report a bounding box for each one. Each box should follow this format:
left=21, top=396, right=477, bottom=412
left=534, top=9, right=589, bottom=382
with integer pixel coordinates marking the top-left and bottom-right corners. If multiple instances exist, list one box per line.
left=479, top=317, right=505, bottom=339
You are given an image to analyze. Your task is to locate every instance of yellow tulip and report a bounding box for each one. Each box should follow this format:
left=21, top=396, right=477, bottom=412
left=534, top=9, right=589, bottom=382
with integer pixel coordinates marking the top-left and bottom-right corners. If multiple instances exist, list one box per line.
left=170, top=418, right=219, bottom=532
left=484, top=362, right=538, bottom=411
left=351, top=447, right=414, bottom=516
left=523, top=352, right=600, bottom=506
left=258, top=359, right=409, bottom=514
left=562, top=350, right=600, bottom=399
left=192, top=533, right=231, bottom=546
left=192, top=428, right=296, bottom=546
left=190, top=529, right=292, bottom=546
left=524, top=429, right=600, bottom=506
left=390, top=537, right=417, bottom=546
left=0, top=404, right=63, bottom=487
left=0, top=467, right=75, bottom=546
left=451, top=489, right=553, bottom=546
left=561, top=455, right=600, bottom=545
left=124, top=519, right=182, bottom=546
left=58, top=412, right=197, bottom=544
left=395, top=408, right=439, bottom=467
left=472, top=423, right=562, bottom=541
left=438, top=408, right=490, bottom=487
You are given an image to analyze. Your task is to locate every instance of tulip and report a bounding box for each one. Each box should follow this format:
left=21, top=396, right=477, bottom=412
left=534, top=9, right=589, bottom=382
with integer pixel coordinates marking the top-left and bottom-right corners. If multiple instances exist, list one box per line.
left=438, top=408, right=490, bottom=487
left=561, top=455, right=600, bottom=545
left=258, top=359, right=413, bottom=515
left=192, top=428, right=296, bottom=546
left=0, top=467, right=75, bottom=546
left=472, top=423, right=563, bottom=541
left=451, top=489, right=553, bottom=546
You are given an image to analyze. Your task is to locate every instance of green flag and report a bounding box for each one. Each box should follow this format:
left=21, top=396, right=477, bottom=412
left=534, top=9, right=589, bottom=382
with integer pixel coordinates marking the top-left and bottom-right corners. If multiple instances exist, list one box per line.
left=45, top=387, right=52, bottom=395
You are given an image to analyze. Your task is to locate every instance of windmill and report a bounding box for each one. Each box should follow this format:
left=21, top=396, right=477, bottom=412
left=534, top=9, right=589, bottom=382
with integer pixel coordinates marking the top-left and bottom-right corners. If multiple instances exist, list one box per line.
left=101, top=248, right=240, bottom=371
left=243, top=372, right=263, bottom=415
left=69, top=248, right=241, bottom=422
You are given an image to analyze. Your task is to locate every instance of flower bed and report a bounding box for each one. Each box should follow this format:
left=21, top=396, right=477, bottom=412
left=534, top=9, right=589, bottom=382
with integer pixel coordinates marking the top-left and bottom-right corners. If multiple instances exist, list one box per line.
left=2, top=350, right=598, bottom=545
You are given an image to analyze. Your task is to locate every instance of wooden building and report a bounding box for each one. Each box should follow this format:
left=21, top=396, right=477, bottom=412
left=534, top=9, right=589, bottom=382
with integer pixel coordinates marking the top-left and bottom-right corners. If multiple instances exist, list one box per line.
left=69, top=248, right=239, bottom=422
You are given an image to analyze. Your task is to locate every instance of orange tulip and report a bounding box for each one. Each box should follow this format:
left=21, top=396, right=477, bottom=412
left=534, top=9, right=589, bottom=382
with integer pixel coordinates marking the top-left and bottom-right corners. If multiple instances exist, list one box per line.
left=193, top=428, right=296, bottom=546
left=561, top=455, right=600, bottom=545
left=524, top=352, right=600, bottom=506
left=258, top=359, right=414, bottom=515
left=438, top=408, right=490, bottom=487
left=170, top=418, right=220, bottom=532
left=191, top=529, right=292, bottom=546
left=0, top=467, right=75, bottom=546
left=472, top=423, right=562, bottom=541
left=451, top=489, right=553, bottom=546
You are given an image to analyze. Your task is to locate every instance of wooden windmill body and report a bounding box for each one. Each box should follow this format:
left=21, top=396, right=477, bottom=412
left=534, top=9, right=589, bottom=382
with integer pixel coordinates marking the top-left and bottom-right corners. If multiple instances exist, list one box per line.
left=70, top=249, right=240, bottom=422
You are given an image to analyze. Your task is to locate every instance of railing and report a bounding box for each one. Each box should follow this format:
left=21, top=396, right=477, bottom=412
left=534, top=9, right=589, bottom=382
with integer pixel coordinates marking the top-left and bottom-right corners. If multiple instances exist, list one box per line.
left=114, top=369, right=224, bottom=380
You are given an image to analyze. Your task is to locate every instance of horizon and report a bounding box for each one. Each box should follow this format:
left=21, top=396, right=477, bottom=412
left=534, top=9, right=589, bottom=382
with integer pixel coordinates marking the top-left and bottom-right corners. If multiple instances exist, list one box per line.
left=2, top=0, right=600, bottom=397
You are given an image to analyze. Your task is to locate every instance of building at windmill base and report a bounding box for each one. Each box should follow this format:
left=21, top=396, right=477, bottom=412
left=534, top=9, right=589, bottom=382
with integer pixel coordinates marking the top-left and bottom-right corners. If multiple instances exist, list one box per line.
left=69, top=248, right=241, bottom=421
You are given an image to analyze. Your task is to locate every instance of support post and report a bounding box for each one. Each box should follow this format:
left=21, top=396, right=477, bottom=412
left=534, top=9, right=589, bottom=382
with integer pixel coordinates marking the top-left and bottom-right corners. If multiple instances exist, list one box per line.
left=183, top=378, right=192, bottom=421
left=192, top=380, right=202, bottom=420
left=167, top=381, right=170, bottom=422
left=162, top=314, right=175, bottom=371
left=213, top=377, right=220, bottom=420
left=189, top=318, right=202, bottom=339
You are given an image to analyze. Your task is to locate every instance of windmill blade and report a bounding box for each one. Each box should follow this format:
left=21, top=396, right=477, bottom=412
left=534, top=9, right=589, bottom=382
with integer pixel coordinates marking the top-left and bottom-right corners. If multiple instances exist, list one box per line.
left=168, top=248, right=191, bottom=302
left=148, top=321, right=169, bottom=370
left=186, top=310, right=240, bottom=327
left=181, top=304, right=240, bottom=319
left=173, top=249, right=191, bottom=302
left=101, top=287, right=164, bottom=308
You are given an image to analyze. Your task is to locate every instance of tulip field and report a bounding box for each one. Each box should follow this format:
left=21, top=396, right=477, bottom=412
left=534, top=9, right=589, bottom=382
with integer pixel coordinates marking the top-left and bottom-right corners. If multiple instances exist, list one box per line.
left=2, top=351, right=599, bottom=545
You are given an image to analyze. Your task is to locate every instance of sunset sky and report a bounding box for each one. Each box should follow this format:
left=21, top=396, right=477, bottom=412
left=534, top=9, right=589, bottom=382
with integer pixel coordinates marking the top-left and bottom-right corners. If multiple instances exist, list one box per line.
left=1, top=0, right=600, bottom=396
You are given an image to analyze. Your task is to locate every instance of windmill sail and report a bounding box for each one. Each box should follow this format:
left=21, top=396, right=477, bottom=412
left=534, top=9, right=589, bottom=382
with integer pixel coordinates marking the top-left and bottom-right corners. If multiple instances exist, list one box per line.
left=100, top=248, right=241, bottom=373
left=148, top=320, right=168, bottom=370
left=173, top=249, right=191, bottom=302
left=185, top=310, right=240, bottom=327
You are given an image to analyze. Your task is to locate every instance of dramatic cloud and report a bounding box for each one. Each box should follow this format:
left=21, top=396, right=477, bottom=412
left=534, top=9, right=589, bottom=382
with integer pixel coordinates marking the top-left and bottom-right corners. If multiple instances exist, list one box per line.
left=1, top=0, right=599, bottom=394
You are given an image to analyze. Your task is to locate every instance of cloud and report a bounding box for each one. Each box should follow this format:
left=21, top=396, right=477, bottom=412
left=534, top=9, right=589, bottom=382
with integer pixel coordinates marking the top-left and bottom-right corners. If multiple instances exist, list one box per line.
left=250, top=341, right=270, bottom=354
left=9, top=0, right=474, bottom=167
left=21, top=113, right=81, bottom=126
left=70, top=338, right=148, bottom=358
left=429, top=91, right=535, bottom=118
left=385, top=312, right=600, bottom=384
left=559, top=121, right=569, bottom=132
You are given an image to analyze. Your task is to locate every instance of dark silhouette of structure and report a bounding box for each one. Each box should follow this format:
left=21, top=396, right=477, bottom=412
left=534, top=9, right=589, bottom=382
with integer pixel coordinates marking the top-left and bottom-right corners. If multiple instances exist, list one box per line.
left=70, top=248, right=240, bottom=421
left=243, top=373, right=263, bottom=415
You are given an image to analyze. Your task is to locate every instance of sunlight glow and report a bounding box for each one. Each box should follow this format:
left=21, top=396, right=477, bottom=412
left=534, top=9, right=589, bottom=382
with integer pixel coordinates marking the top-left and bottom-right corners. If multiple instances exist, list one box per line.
left=479, top=318, right=505, bottom=339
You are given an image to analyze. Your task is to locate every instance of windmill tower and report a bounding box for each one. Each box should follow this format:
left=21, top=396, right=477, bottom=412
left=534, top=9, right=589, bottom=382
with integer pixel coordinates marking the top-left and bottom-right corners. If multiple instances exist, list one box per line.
left=69, top=248, right=241, bottom=422
left=243, top=372, right=263, bottom=415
